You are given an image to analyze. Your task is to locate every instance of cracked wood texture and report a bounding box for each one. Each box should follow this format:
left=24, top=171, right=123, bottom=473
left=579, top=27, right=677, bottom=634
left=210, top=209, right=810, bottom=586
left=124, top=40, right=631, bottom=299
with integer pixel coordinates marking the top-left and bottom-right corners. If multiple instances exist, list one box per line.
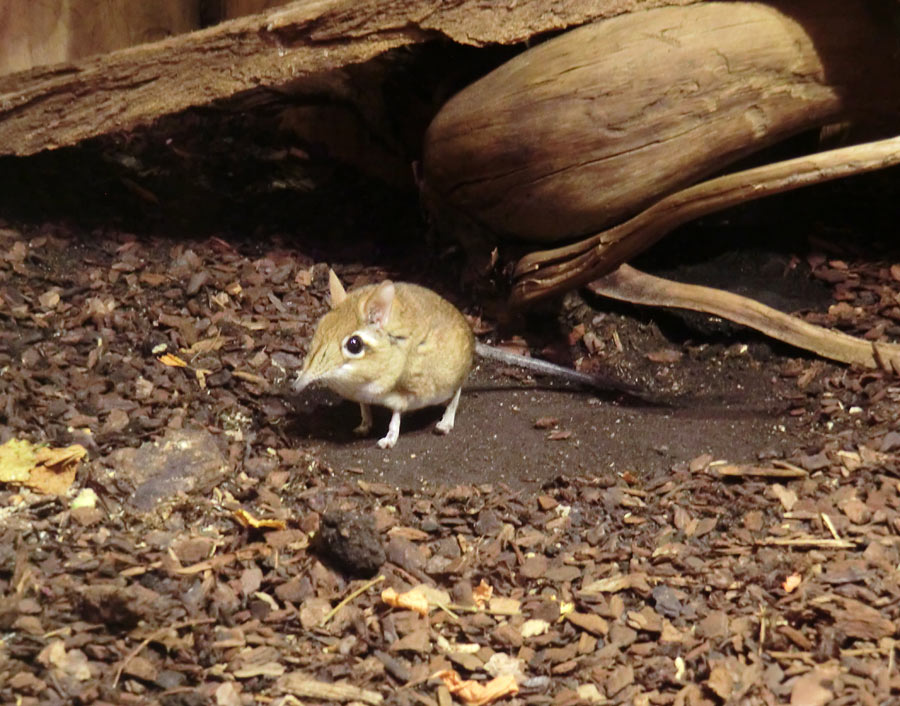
left=421, top=0, right=900, bottom=244
left=0, top=0, right=698, bottom=157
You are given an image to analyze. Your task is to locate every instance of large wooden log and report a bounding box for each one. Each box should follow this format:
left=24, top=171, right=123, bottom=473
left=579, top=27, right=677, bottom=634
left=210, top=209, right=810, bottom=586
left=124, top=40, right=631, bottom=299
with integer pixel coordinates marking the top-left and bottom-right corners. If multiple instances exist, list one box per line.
left=0, top=0, right=695, bottom=157
left=421, top=0, right=900, bottom=244
left=222, top=1, right=292, bottom=20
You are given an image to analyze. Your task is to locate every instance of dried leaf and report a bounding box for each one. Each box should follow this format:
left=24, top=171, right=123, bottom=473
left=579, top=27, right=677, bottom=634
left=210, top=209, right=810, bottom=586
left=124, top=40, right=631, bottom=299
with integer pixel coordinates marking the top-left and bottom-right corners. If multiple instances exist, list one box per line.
left=382, top=585, right=450, bottom=616
left=433, top=669, right=518, bottom=706
left=157, top=352, right=187, bottom=367
left=520, top=619, right=549, bottom=638
left=0, top=438, right=36, bottom=483
left=37, top=640, right=92, bottom=681
left=473, top=580, right=493, bottom=608
left=233, top=508, right=287, bottom=530
left=0, top=440, right=85, bottom=495
left=783, top=573, right=802, bottom=593
left=181, top=336, right=225, bottom=356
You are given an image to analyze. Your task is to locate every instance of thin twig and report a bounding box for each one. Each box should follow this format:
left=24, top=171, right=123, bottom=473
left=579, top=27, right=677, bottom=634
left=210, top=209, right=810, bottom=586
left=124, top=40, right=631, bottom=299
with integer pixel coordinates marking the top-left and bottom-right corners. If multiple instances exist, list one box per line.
left=713, top=464, right=808, bottom=479
left=769, top=645, right=891, bottom=661
left=113, top=618, right=214, bottom=687
left=759, top=537, right=855, bottom=549
left=821, top=513, right=841, bottom=541
left=320, top=574, right=385, bottom=627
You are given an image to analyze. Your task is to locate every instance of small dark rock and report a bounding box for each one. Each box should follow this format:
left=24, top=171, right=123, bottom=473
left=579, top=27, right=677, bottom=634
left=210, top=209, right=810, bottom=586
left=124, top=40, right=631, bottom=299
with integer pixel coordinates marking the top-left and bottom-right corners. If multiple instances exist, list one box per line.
left=312, top=511, right=385, bottom=578
left=651, top=585, right=684, bottom=619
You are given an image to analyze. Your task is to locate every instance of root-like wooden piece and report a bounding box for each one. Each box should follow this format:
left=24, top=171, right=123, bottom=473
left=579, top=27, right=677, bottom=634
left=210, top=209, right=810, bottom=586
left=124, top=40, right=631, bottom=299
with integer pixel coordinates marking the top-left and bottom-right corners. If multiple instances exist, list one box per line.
left=511, top=135, right=900, bottom=307
left=585, top=264, right=900, bottom=372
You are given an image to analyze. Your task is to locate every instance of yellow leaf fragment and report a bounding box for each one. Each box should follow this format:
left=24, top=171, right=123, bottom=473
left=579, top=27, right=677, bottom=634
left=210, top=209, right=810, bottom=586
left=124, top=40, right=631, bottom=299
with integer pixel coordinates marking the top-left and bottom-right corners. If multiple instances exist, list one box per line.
left=35, top=444, right=87, bottom=468
left=433, top=669, right=518, bottom=706
left=0, top=439, right=85, bottom=495
left=0, top=438, right=36, bottom=483
left=158, top=353, right=187, bottom=367
left=558, top=600, right=575, bottom=619
left=194, top=368, right=209, bottom=389
left=233, top=508, right=287, bottom=530
left=27, top=462, right=77, bottom=496
left=181, top=336, right=224, bottom=356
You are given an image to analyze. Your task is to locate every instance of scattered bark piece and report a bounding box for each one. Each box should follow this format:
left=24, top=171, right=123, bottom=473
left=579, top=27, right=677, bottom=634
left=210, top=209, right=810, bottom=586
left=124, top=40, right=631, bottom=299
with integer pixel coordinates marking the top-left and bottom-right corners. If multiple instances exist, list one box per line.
left=276, top=672, right=383, bottom=705
left=566, top=612, right=609, bottom=637
left=829, top=602, right=895, bottom=641
left=605, top=664, right=634, bottom=697
left=788, top=666, right=837, bottom=706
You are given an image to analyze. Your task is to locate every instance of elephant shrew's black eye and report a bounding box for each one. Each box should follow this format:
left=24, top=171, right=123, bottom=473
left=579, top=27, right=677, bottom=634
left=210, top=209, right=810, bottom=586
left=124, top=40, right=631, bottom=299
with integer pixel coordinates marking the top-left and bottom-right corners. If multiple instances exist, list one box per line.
left=344, top=335, right=364, bottom=356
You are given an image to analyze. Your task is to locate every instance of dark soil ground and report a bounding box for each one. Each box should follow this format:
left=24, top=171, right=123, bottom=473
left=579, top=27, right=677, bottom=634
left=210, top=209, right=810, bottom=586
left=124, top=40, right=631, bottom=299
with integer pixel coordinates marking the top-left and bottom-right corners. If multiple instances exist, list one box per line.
left=2, top=113, right=900, bottom=705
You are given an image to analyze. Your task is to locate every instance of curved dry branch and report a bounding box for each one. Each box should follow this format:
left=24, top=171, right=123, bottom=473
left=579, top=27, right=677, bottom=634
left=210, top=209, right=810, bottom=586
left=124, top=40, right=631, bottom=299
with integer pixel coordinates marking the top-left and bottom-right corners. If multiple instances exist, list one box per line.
left=510, top=135, right=900, bottom=307
left=587, top=264, right=900, bottom=372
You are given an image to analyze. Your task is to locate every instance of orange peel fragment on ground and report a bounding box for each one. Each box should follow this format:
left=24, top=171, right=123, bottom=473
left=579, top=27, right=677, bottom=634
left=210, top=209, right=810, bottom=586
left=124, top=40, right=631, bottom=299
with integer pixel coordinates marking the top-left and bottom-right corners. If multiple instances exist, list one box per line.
left=783, top=573, right=802, bottom=593
left=432, top=669, right=519, bottom=706
left=473, top=579, right=493, bottom=608
left=381, top=587, right=430, bottom=616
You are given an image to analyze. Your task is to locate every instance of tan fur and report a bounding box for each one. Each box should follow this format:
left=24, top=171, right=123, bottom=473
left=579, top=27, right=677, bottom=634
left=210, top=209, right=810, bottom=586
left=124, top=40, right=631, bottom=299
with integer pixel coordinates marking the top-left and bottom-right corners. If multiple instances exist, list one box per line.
left=295, top=274, right=474, bottom=447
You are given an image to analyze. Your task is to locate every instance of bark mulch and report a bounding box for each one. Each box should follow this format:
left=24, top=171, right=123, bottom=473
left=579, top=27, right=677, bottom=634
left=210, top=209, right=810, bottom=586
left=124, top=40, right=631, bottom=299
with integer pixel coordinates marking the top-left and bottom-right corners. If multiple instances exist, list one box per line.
left=2, top=220, right=900, bottom=705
